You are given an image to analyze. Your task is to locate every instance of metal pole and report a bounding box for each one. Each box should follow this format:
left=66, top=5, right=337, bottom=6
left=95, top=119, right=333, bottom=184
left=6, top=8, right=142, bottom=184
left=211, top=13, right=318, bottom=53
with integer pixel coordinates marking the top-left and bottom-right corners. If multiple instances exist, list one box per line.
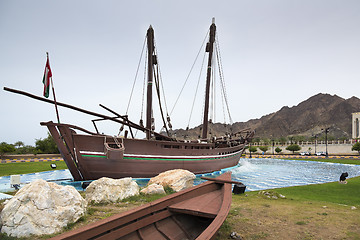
left=47, top=52, right=60, bottom=124
left=325, top=128, right=329, bottom=157
left=249, top=142, right=252, bottom=158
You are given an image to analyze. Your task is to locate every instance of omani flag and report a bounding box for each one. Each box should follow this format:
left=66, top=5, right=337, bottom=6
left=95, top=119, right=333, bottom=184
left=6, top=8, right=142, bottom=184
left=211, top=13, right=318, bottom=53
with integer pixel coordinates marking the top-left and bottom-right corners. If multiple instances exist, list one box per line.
left=42, top=55, right=52, bottom=98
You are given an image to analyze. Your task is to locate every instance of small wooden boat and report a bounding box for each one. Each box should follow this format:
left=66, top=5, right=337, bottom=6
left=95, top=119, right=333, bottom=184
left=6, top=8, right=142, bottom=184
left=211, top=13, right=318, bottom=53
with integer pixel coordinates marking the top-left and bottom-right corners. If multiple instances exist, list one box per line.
left=50, top=172, right=235, bottom=240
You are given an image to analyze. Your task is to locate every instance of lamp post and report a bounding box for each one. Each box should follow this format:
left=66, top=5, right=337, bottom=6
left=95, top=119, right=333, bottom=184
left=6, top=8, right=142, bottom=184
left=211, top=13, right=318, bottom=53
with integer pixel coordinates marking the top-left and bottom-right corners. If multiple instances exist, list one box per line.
left=313, top=134, right=317, bottom=155
left=249, top=141, right=252, bottom=158
left=322, top=128, right=330, bottom=158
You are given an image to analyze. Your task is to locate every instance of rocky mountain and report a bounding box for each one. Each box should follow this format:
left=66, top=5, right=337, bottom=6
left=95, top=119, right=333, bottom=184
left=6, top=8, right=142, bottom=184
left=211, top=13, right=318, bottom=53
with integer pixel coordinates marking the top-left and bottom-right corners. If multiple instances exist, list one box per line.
left=172, top=93, right=360, bottom=140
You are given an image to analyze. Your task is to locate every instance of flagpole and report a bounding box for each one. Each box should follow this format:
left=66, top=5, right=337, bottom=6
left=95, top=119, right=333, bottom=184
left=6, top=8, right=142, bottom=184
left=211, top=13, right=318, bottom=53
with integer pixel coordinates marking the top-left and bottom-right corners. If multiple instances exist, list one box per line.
left=47, top=52, right=61, bottom=124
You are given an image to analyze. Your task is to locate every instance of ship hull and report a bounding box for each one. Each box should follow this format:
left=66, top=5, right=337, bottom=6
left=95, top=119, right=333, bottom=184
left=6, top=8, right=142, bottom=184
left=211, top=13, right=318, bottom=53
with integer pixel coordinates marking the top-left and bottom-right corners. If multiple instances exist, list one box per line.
left=44, top=122, right=246, bottom=181
left=78, top=150, right=242, bottom=179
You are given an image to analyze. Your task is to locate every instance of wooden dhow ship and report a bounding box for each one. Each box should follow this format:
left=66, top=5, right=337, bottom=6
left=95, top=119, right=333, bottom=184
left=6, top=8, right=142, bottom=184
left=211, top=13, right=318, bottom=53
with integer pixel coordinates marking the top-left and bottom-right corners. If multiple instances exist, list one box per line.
left=4, top=19, right=254, bottom=181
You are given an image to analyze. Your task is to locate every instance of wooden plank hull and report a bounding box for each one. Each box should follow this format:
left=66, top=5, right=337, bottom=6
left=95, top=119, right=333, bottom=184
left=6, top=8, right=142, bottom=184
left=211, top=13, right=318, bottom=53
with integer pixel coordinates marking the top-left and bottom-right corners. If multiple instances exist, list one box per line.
left=77, top=153, right=241, bottom=179
left=43, top=122, right=246, bottom=181
left=49, top=172, right=233, bottom=240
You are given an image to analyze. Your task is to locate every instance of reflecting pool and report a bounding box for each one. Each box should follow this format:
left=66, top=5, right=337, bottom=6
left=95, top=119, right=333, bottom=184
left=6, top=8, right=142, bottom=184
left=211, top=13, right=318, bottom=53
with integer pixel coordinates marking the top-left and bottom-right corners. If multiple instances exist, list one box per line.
left=1, top=158, right=360, bottom=194
left=231, top=158, right=360, bottom=191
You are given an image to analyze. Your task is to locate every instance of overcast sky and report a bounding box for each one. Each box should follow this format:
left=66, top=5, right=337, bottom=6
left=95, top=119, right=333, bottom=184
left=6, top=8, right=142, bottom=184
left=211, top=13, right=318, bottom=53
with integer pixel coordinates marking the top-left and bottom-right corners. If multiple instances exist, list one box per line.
left=1, top=0, right=359, bottom=145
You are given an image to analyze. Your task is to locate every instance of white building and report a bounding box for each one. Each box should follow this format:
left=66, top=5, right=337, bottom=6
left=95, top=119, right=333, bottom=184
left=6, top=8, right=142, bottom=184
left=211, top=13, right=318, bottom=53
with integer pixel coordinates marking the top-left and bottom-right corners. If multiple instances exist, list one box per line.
left=353, top=112, right=360, bottom=139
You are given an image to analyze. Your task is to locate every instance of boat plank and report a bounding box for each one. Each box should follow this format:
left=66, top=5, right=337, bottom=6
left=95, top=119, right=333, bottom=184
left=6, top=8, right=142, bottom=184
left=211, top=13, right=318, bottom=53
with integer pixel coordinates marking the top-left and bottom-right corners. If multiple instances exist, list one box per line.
left=196, top=180, right=232, bottom=240
left=138, top=224, right=169, bottom=240
left=46, top=124, right=82, bottom=181
left=168, top=190, right=222, bottom=218
left=95, top=209, right=172, bottom=240
left=155, top=217, right=189, bottom=240
left=201, top=176, right=243, bottom=185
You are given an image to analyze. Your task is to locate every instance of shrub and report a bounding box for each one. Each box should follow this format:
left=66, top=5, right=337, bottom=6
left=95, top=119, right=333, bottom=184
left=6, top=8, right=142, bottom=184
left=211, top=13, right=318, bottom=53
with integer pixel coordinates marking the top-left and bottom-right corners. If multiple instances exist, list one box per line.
left=35, top=133, right=59, bottom=154
left=0, top=142, right=16, bottom=158
left=249, top=146, right=258, bottom=153
left=286, top=144, right=301, bottom=153
left=275, top=147, right=282, bottom=154
left=352, top=142, right=360, bottom=155
left=259, top=145, right=269, bottom=153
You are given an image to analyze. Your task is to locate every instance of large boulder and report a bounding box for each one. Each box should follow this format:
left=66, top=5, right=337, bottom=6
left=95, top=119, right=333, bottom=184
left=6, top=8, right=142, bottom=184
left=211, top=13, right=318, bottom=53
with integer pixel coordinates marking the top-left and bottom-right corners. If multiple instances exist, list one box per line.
left=0, top=179, right=87, bottom=238
left=148, top=169, right=196, bottom=192
left=140, top=183, right=166, bottom=195
left=85, top=177, right=139, bottom=204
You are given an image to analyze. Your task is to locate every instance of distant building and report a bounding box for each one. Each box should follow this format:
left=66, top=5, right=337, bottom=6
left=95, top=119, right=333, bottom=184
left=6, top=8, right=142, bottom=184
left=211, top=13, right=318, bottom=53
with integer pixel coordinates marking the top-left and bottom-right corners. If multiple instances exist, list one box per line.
left=353, top=112, right=360, bottom=139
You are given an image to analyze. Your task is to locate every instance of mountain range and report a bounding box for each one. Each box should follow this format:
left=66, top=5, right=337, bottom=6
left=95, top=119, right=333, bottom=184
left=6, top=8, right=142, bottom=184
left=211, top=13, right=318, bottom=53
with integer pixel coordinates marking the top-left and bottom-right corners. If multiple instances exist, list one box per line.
left=172, top=93, right=360, bottom=140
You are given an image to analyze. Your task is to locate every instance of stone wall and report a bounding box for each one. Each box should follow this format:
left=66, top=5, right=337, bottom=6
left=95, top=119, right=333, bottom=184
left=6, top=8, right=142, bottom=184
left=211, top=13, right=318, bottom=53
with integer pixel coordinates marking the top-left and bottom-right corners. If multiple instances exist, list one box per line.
left=251, top=143, right=357, bottom=155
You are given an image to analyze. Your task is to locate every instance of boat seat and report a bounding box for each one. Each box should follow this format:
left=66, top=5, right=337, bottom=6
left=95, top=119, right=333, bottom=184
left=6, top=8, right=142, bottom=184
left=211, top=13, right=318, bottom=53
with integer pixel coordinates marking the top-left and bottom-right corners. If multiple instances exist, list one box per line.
left=168, top=189, right=222, bottom=219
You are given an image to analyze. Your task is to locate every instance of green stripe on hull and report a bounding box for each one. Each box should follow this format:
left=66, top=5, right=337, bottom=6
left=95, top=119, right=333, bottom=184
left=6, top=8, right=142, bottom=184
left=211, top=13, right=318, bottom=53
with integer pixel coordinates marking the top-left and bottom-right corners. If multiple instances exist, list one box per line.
left=82, top=154, right=107, bottom=158
left=81, top=152, right=241, bottom=161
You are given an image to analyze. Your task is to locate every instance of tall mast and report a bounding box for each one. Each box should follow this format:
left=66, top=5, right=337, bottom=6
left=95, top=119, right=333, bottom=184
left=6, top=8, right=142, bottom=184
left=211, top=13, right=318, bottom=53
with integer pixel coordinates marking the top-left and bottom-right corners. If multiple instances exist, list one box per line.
left=146, top=26, right=155, bottom=139
left=202, top=18, right=216, bottom=140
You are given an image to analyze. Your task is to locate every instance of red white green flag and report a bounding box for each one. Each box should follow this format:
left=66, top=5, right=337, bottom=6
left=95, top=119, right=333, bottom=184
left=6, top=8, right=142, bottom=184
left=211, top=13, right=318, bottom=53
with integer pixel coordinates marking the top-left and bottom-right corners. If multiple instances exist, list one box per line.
left=42, top=54, right=52, bottom=98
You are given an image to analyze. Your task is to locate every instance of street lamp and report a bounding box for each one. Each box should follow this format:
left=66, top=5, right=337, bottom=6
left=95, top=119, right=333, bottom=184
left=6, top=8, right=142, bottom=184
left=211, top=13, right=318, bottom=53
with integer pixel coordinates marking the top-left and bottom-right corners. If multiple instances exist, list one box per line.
left=249, top=141, right=252, bottom=158
left=322, top=128, right=330, bottom=158
left=312, top=134, right=318, bottom=155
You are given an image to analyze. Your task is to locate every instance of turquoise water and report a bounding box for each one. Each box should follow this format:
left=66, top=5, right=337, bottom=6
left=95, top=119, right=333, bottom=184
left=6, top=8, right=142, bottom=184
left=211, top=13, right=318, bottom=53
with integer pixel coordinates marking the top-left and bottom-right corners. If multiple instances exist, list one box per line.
left=1, top=158, right=360, bottom=194
left=231, top=158, right=360, bottom=191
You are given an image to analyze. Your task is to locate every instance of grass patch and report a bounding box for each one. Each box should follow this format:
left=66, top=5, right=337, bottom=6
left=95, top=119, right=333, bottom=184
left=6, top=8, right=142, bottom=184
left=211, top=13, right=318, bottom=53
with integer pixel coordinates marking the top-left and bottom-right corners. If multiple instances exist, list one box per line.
left=0, top=161, right=68, bottom=177
left=63, top=216, right=86, bottom=231
left=276, top=176, right=360, bottom=206
left=221, top=177, right=360, bottom=240
left=87, top=207, right=99, bottom=215
left=286, top=158, right=360, bottom=165
left=120, top=192, right=167, bottom=203
left=0, top=233, right=18, bottom=240
left=215, top=220, right=232, bottom=239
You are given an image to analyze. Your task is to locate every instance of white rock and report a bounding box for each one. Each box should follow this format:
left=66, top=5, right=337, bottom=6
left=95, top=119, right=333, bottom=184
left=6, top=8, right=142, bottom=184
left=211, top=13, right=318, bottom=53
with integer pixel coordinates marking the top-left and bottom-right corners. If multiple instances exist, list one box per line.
left=147, top=169, right=196, bottom=192
left=0, top=179, right=87, bottom=238
left=85, top=177, right=139, bottom=204
left=140, top=183, right=166, bottom=195
left=351, top=206, right=357, bottom=210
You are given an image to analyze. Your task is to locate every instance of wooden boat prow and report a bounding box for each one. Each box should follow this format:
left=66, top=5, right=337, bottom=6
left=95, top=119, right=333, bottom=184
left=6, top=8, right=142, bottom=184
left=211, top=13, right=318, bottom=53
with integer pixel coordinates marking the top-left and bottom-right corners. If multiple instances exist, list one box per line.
left=50, top=172, right=234, bottom=240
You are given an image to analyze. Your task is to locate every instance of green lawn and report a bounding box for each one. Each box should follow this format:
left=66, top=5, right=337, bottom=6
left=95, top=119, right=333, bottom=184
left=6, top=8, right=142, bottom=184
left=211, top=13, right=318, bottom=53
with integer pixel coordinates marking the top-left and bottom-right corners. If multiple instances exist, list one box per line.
left=286, top=158, right=360, bottom=165
left=0, top=161, right=68, bottom=177
left=270, top=157, right=360, bottom=206
left=276, top=176, right=360, bottom=206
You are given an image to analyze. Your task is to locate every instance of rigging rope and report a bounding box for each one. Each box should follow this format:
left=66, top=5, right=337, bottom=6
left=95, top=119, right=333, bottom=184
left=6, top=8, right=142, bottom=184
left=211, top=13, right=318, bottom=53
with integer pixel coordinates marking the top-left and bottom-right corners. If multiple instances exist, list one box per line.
left=187, top=51, right=207, bottom=129
left=170, top=30, right=210, bottom=116
left=126, top=37, right=147, bottom=115
left=153, top=39, right=170, bottom=115
left=215, top=34, right=233, bottom=125
left=210, top=50, right=216, bottom=123
left=140, top=46, right=148, bottom=127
